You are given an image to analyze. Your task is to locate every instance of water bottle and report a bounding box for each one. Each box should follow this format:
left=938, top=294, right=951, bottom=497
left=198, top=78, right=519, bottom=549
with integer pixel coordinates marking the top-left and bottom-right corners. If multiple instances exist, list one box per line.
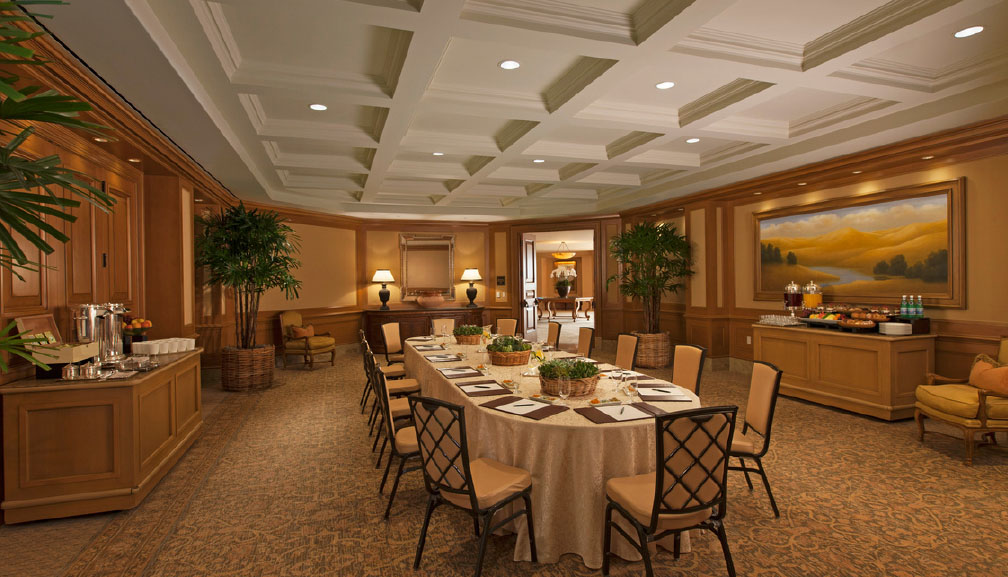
left=900, top=295, right=907, bottom=317
left=917, top=295, right=924, bottom=318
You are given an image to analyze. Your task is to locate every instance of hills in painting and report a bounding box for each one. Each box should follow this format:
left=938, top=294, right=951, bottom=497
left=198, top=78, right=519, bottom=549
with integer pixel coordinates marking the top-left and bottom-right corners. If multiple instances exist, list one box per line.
left=759, top=194, right=949, bottom=296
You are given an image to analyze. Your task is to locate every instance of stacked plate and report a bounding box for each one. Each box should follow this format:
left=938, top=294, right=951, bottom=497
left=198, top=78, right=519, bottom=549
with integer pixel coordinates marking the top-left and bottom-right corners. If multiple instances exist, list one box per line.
left=132, top=337, right=196, bottom=355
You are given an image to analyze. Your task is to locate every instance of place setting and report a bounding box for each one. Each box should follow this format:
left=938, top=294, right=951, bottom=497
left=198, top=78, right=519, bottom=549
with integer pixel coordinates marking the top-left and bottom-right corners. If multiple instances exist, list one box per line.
left=413, top=343, right=446, bottom=351
left=425, top=352, right=462, bottom=362
left=455, top=378, right=513, bottom=397
left=480, top=395, right=569, bottom=420
left=574, top=401, right=668, bottom=424
left=438, top=366, right=483, bottom=378
left=634, top=383, right=693, bottom=402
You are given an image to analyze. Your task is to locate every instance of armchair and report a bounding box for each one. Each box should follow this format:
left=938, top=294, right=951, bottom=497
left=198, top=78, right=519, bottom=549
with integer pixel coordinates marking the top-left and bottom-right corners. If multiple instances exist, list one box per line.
left=915, top=337, right=1008, bottom=465
left=279, top=311, right=336, bottom=369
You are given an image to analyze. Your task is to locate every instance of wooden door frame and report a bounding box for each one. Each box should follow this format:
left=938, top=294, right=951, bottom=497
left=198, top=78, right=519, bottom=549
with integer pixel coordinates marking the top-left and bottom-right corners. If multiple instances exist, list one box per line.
left=509, top=219, right=606, bottom=343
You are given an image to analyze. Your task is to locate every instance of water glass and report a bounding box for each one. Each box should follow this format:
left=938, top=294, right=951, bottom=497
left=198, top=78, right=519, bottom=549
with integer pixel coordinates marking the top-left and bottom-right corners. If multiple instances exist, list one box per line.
left=558, top=376, right=571, bottom=406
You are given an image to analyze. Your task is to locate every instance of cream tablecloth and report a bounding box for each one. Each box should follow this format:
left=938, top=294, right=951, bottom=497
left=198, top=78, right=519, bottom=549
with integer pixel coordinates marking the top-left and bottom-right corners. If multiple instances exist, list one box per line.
left=403, top=339, right=701, bottom=569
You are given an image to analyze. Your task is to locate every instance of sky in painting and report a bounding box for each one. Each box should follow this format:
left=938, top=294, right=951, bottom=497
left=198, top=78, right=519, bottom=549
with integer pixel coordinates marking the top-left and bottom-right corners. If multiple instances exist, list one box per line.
left=760, top=194, right=947, bottom=238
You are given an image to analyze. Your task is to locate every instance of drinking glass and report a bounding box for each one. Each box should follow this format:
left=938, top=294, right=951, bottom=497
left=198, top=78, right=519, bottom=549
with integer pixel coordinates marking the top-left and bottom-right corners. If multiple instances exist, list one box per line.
left=558, top=375, right=571, bottom=406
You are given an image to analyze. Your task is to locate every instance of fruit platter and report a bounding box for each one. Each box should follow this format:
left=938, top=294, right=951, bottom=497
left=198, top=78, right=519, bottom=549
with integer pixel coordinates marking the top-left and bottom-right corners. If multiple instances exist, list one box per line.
left=798, top=312, right=844, bottom=326
left=122, top=316, right=153, bottom=336
left=589, top=397, right=622, bottom=407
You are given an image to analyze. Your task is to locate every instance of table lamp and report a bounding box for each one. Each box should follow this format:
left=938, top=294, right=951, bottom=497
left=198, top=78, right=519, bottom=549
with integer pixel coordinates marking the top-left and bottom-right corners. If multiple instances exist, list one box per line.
left=372, top=269, right=395, bottom=310
left=461, top=268, right=482, bottom=308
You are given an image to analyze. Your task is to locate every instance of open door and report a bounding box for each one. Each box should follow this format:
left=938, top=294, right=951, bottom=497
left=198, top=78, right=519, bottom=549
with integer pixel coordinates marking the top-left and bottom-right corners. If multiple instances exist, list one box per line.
left=520, top=234, right=537, bottom=339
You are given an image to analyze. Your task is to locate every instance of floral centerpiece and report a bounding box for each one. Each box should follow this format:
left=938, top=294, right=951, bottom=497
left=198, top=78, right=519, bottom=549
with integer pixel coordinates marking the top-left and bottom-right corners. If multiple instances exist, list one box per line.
left=550, top=265, right=577, bottom=297
left=453, top=324, right=483, bottom=345
left=538, top=358, right=600, bottom=397
left=486, top=335, right=531, bottom=366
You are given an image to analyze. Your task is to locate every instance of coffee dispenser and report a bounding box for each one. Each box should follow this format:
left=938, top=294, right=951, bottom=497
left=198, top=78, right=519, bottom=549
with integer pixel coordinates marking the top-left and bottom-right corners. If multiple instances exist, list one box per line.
left=74, top=303, right=128, bottom=364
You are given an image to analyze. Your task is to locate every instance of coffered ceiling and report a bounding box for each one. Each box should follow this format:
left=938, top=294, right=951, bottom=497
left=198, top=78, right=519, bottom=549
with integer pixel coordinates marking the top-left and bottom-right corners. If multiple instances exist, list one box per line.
left=42, top=0, right=1008, bottom=220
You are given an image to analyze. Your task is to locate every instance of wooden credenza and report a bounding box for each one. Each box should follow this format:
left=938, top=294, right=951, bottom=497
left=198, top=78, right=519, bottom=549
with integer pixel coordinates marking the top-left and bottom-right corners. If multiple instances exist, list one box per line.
left=363, top=307, right=484, bottom=353
left=0, top=350, right=202, bottom=524
left=753, top=325, right=935, bottom=421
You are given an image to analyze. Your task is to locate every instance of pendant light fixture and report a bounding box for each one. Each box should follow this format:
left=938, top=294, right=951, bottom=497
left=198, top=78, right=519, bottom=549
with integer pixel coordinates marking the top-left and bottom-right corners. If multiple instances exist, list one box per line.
left=551, top=241, right=575, bottom=260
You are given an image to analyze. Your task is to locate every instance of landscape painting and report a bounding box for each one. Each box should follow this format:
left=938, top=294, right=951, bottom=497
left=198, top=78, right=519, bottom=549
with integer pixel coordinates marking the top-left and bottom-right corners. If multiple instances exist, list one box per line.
left=755, top=180, right=964, bottom=306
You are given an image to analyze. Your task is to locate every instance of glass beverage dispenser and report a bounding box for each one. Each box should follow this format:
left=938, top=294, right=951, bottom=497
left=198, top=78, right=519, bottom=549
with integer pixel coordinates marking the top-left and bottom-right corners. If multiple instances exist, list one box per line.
left=803, top=280, right=822, bottom=309
left=784, top=281, right=802, bottom=317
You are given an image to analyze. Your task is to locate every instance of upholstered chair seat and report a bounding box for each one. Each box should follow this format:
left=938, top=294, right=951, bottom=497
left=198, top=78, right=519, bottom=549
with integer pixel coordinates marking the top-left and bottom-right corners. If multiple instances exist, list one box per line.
left=394, top=426, right=419, bottom=453
left=387, top=352, right=405, bottom=363
left=440, top=458, right=532, bottom=510
left=728, top=433, right=757, bottom=455
left=279, top=311, right=336, bottom=369
left=284, top=336, right=337, bottom=350
left=916, top=384, right=1008, bottom=422
left=381, top=364, right=407, bottom=379
left=605, top=472, right=713, bottom=529
left=387, top=378, right=420, bottom=395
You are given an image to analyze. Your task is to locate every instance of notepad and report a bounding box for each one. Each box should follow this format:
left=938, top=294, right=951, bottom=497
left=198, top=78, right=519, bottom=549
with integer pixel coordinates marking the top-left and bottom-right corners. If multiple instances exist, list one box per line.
left=460, top=382, right=507, bottom=394
left=594, top=404, right=650, bottom=421
left=493, top=399, right=550, bottom=416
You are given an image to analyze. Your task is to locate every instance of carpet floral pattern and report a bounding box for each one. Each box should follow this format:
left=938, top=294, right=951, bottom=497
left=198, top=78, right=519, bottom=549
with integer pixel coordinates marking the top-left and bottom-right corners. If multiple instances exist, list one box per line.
left=1, top=348, right=1006, bottom=576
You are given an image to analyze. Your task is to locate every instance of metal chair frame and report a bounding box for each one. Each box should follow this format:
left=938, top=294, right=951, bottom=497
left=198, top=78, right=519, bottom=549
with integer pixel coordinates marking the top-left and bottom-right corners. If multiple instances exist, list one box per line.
left=409, top=395, right=537, bottom=577
left=728, top=361, right=783, bottom=517
left=373, top=369, right=420, bottom=519
left=672, top=344, right=707, bottom=396
left=603, top=405, right=738, bottom=577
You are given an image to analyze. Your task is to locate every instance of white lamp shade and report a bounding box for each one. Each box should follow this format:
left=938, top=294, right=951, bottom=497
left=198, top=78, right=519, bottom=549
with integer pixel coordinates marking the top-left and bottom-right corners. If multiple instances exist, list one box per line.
left=372, top=269, right=395, bottom=283
left=461, top=268, right=482, bottom=282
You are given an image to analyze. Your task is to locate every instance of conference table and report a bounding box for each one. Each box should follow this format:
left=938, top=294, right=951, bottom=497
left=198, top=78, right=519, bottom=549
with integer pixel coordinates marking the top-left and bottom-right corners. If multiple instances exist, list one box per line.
left=403, top=338, right=701, bottom=569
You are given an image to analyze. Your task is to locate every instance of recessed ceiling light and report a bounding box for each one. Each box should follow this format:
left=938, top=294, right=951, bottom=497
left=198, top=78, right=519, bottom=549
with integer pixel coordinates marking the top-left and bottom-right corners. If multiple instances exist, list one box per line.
left=127, top=158, right=141, bottom=163
left=686, top=138, right=700, bottom=144
left=533, top=159, right=545, bottom=163
left=193, top=198, right=205, bottom=203
left=753, top=192, right=762, bottom=196
left=309, top=103, right=327, bottom=111
left=432, top=152, right=445, bottom=156
left=954, top=26, right=983, bottom=38
left=921, top=155, right=935, bottom=160
left=852, top=170, right=862, bottom=174
left=498, top=60, right=520, bottom=70
left=655, top=81, right=676, bottom=90
left=93, top=137, right=108, bottom=143
left=798, top=182, right=808, bottom=186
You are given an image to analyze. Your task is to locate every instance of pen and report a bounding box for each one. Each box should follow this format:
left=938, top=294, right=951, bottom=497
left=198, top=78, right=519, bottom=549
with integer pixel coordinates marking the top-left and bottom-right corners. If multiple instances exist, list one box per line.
left=619, top=407, right=625, bottom=415
left=654, top=389, right=671, bottom=394
left=515, top=403, right=533, bottom=407
left=475, top=385, right=490, bottom=389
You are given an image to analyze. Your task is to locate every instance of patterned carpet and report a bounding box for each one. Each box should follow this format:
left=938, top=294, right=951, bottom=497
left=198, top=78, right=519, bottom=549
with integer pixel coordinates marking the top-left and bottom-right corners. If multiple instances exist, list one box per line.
left=1, top=348, right=1006, bottom=576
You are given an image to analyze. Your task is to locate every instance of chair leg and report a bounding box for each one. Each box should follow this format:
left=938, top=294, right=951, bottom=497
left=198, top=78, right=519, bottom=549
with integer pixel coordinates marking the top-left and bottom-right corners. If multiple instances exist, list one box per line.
left=673, top=533, right=681, bottom=559
left=384, top=457, right=407, bottom=519
left=755, top=457, right=780, bottom=517
left=739, top=457, right=754, bottom=490
left=380, top=453, right=394, bottom=493
left=330, top=350, right=336, bottom=366
left=522, top=492, right=537, bottom=562
left=637, top=526, right=653, bottom=577
left=473, top=512, right=493, bottom=577
left=602, top=503, right=613, bottom=576
left=281, top=352, right=287, bottom=369
left=916, top=409, right=926, bottom=441
left=964, top=430, right=974, bottom=466
left=473, top=515, right=480, bottom=537
left=713, top=520, right=736, bottom=577
left=414, top=495, right=438, bottom=569
left=375, top=437, right=388, bottom=469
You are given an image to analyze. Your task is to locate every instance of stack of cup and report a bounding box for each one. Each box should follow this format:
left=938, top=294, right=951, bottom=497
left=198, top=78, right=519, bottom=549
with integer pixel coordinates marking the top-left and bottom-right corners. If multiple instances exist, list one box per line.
left=131, top=338, right=196, bottom=355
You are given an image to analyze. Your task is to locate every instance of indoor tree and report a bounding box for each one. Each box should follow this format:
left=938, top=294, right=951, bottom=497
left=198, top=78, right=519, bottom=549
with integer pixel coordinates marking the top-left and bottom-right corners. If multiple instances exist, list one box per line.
left=0, top=1, right=114, bottom=369
left=607, top=221, right=692, bottom=366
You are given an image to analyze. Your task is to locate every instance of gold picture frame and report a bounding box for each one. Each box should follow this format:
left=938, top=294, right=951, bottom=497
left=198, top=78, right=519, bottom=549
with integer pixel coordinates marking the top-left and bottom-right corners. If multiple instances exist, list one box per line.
left=753, top=178, right=965, bottom=308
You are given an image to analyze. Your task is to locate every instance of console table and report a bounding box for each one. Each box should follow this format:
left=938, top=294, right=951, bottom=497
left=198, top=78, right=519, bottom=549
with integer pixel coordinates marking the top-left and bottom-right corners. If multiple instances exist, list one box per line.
left=363, top=307, right=484, bottom=353
left=537, top=297, right=593, bottom=320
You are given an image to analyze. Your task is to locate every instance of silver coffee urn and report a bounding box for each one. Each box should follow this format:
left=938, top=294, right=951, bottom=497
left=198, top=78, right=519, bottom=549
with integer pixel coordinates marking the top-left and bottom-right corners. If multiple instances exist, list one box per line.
left=75, top=303, right=129, bottom=364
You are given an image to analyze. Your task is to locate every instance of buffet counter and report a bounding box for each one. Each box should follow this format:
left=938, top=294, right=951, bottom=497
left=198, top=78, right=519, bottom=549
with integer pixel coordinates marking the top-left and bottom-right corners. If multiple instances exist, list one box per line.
left=752, top=325, right=934, bottom=421
left=0, top=350, right=202, bottom=524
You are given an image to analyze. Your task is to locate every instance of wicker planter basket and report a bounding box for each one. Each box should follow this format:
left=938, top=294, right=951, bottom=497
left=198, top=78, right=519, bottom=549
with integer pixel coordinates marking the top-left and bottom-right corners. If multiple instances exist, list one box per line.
left=221, top=344, right=275, bottom=391
left=540, top=374, right=600, bottom=398
left=455, top=334, right=482, bottom=345
left=489, top=349, right=531, bottom=366
left=634, top=331, right=670, bottom=368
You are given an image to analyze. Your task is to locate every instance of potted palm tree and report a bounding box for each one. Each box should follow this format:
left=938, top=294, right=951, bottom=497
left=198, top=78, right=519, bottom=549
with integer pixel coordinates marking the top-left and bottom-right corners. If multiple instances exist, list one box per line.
left=0, top=1, right=115, bottom=370
left=607, top=221, right=693, bottom=368
left=196, top=203, right=301, bottom=390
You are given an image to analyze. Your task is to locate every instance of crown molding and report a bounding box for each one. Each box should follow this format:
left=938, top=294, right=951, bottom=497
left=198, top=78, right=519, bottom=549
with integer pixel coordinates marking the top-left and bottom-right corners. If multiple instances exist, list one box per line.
left=625, top=149, right=701, bottom=168
left=462, top=0, right=634, bottom=44
left=606, top=131, right=663, bottom=159
left=521, top=140, right=608, bottom=161
left=261, top=141, right=369, bottom=173
left=387, top=159, right=471, bottom=180
left=679, top=78, right=775, bottom=127
left=576, top=171, right=640, bottom=186
left=494, top=120, right=540, bottom=152
left=542, top=57, right=617, bottom=113
left=673, top=27, right=803, bottom=71
left=424, top=83, right=547, bottom=116
left=400, top=129, right=500, bottom=156
left=703, top=116, right=788, bottom=141
left=789, top=96, right=896, bottom=138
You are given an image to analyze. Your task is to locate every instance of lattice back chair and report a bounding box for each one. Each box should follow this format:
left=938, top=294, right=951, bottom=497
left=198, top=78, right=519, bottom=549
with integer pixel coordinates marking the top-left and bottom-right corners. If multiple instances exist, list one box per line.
left=728, top=361, right=783, bottom=517
left=496, top=318, right=518, bottom=337
left=546, top=321, right=561, bottom=350
left=381, top=322, right=405, bottom=365
left=373, top=369, right=421, bottom=519
left=672, top=345, right=707, bottom=396
left=432, top=318, right=455, bottom=336
left=577, top=326, right=595, bottom=358
left=603, top=405, right=739, bottom=577
left=615, top=333, right=639, bottom=370
left=409, top=395, right=537, bottom=577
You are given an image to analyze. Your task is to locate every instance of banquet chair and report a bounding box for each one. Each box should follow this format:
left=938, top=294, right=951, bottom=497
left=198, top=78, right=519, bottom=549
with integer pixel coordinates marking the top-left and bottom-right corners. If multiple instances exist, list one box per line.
left=364, top=348, right=419, bottom=451
left=409, top=396, right=537, bottom=577
left=432, top=318, right=455, bottom=336
left=602, top=405, right=739, bottom=577
left=278, top=310, right=335, bottom=369
left=374, top=370, right=421, bottom=518
left=672, top=345, right=707, bottom=396
left=497, top=318, right=517, bottom=337
left=381, top=322, right=406, bottom=365
left=615, top=333, right=638, bottom=370
left=728, top=361, right=783, bottom=517
left=577, top=326, right=595, bottom=358
left=546, top=321, right=561, bottom=350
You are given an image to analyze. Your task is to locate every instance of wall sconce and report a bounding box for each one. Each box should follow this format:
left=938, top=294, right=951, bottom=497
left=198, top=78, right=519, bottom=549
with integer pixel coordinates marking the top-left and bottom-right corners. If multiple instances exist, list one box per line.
left=372, top=269, right=395, bottom=310
left=460, top=268, right=482, bottom=308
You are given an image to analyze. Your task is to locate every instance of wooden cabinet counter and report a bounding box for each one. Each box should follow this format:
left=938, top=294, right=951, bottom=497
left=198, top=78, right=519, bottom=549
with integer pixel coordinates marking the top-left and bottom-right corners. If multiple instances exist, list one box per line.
left=363, top=307, right=484, bottom=353
left=752, top=325, right=935, bottom=421
left=0, top=350, right=202, bottom=524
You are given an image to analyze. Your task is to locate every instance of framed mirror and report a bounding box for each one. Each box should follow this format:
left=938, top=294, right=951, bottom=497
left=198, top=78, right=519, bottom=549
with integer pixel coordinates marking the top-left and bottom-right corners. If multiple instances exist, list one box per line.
left=399, top=234, right=455, bottom=299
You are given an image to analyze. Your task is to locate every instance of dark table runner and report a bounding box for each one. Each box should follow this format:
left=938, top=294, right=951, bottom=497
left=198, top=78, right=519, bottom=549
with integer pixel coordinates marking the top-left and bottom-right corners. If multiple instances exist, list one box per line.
left=574, top=402, right=667, bottom=424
